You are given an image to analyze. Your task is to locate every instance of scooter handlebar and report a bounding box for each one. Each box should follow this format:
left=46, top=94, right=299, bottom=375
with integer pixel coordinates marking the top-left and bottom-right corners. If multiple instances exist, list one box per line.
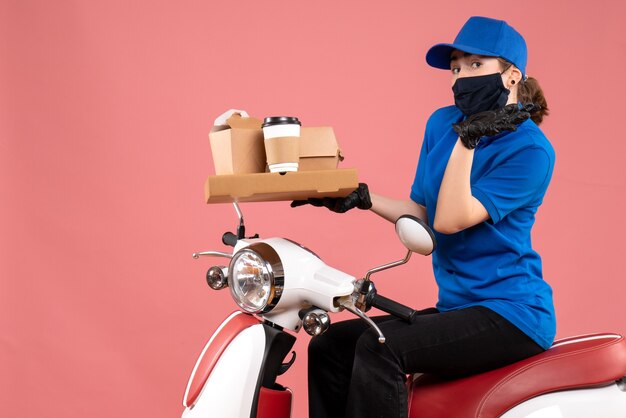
left=222, top=232, right=238, bottom=247
left=369, top=293, right=416, bottom=323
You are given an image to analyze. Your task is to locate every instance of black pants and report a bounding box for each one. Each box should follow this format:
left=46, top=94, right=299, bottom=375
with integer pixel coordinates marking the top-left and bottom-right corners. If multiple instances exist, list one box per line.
left=308, top=306, right=544, bottom=418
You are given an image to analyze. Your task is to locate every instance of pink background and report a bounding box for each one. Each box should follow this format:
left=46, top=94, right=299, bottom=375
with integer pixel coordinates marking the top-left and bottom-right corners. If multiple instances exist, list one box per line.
left=2, top=0, right=625, bottom=416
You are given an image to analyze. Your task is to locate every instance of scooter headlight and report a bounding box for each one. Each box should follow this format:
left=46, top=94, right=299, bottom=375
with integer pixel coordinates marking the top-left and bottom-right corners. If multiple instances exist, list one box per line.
left=228, top=243, right=284, bottom=314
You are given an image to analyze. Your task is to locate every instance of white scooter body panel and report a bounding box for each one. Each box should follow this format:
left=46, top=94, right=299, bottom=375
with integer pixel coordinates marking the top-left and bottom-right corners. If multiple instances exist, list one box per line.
left=235, top=237, right=356, bottom=331
left=501, top=384, right=626, bottom=418
left=182, top=323, right=266, bottom=418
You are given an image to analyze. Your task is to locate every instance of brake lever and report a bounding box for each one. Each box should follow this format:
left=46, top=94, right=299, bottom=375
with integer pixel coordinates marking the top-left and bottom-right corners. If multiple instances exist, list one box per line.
left=340, top=300, right=386, bottom=344
left=192, top=251, right=233, bottom=259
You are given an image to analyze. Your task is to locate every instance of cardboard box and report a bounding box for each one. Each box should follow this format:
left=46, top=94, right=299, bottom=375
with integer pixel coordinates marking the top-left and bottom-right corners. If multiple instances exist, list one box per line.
left=205, top=168, right=358, bottom=203
left=209, top=113, right=266, bottom=175
left=299, top=127, right=344, bottom=171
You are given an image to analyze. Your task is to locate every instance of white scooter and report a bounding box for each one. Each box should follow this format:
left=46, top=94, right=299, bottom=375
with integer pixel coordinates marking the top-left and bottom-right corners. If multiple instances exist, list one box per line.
left=182, top=203, right=626, bottom=418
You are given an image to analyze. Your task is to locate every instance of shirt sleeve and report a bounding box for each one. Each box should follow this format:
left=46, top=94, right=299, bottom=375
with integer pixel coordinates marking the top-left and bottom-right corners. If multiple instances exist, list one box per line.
left=410, top=135, right=429, bottom=205
left=471, top=146, right=553, bottom=224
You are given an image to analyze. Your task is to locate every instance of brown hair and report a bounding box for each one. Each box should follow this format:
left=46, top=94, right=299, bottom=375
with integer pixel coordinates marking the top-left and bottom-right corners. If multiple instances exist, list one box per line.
left=498, top=59, right=549, bottom=125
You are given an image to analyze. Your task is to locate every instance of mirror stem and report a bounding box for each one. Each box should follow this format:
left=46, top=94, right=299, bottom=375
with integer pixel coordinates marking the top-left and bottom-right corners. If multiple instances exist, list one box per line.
left=356, top=250, right=412, bottom=311
left=364, top=250, right=412, bottom=282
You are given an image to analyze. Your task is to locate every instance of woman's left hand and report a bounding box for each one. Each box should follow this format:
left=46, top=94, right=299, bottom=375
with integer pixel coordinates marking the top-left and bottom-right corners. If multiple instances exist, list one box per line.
left=453, top=104, right=538, bottom=149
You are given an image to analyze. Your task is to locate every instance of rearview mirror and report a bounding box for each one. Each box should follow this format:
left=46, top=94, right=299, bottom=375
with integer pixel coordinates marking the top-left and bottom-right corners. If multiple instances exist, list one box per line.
left=395, top=215, right=436, bottom=256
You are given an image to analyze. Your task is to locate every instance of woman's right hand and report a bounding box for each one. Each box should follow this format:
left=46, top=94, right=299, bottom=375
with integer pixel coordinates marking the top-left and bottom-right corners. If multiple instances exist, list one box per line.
left=291, top=183, right=372, bottom=213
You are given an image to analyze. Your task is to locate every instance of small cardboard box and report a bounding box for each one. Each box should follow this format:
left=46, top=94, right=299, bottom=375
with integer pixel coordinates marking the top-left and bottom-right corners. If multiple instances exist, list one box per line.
left=205, top=168, right=358, bottom=203
left=209, top=113, right=266, bottom=175
left=299, top=127, right=344, bottom=171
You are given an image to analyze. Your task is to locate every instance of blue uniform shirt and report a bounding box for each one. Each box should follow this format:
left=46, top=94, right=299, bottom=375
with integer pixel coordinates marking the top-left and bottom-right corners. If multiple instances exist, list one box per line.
left=410, top=105, right=556, bottom=349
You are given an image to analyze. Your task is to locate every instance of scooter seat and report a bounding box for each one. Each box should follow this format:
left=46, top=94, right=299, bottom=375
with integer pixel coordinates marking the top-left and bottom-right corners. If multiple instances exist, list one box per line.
left=408, top=333, right=626, bottom=418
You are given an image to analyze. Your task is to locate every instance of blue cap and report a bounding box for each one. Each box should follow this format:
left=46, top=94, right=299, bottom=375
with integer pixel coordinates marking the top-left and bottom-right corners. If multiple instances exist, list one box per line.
left=426, top=16, right=527, bottom=78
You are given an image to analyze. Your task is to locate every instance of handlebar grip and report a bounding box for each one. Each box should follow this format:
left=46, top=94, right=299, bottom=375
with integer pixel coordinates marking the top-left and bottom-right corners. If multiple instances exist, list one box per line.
left=370, top=293, right=416, bottom=322
left=222, top=232, right=238, bottom=247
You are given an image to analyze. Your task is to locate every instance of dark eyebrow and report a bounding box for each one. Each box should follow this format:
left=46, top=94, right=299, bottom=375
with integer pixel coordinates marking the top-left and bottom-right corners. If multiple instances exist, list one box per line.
left=449, top=52, right=473, bottom=63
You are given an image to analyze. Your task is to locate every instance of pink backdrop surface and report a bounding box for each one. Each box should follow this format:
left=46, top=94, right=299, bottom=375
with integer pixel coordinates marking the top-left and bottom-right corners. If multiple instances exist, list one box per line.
left=1, top=0, right=625, bottom=416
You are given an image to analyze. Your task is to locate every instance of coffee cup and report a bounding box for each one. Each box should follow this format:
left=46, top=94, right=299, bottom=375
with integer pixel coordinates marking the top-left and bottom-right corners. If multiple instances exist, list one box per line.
left=262, top=116, right=301, bottom=173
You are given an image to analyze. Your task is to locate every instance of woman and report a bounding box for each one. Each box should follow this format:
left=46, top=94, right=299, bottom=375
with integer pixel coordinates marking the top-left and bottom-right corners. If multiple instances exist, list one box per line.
left=292, top=16, right=555, bottom=418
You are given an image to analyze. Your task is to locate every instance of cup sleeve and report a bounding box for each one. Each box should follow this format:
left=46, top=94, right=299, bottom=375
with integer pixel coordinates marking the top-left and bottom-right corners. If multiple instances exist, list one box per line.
left=471, top=147, right=553, bottom=224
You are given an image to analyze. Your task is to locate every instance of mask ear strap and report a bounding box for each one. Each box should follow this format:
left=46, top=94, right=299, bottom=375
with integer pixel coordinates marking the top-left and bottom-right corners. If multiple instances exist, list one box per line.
left=500, top=63, right=513, bottom=74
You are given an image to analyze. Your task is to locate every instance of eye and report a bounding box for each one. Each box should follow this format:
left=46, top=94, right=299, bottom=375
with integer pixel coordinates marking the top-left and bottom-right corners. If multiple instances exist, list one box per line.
left=471, top=61, right=482, bottom=69
left=451, top=67, right=460, bottom=75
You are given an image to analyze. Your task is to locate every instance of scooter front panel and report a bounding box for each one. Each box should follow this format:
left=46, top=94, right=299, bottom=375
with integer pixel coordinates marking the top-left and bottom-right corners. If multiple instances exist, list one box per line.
left=183, top=323, right=266, bottom=418
left=184, top=311, right=260, bottom=408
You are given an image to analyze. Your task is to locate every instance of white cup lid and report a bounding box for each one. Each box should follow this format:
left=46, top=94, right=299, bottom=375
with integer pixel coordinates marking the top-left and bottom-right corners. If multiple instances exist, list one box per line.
left=269, top=163, right=298, bottom=172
